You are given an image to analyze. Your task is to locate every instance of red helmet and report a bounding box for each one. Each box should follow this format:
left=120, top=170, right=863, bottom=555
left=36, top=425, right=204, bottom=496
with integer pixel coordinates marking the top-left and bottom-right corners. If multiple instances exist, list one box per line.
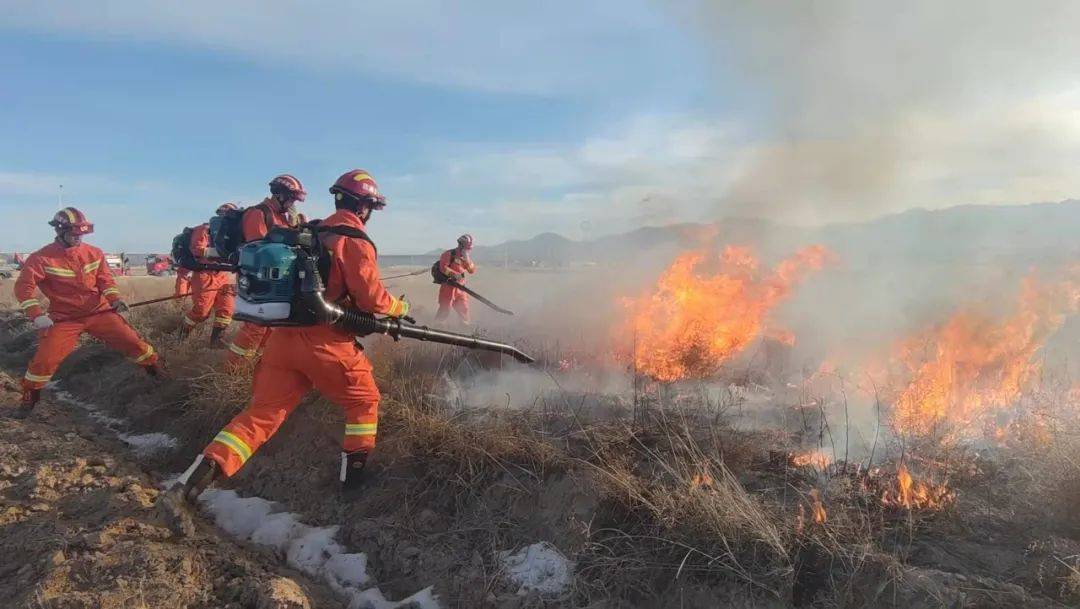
left=330, top=169, right=386, bottom=209
left=49, top=207, right=94, bottom=235
left=269, top=174, right=306, bottom=202
left=216, top=202, right=239, bottom=215
left=458, top=234, right=474, bottom=249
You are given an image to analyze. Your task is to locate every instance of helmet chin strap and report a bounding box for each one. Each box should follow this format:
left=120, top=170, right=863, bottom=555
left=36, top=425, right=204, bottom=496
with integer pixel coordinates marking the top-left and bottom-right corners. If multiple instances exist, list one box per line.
left=57, top=231, right=80, bottom=248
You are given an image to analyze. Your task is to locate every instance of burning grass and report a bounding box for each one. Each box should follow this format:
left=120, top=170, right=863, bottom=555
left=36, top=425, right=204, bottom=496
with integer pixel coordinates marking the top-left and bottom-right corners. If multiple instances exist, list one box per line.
left=619, top=245, right=832, bottom=382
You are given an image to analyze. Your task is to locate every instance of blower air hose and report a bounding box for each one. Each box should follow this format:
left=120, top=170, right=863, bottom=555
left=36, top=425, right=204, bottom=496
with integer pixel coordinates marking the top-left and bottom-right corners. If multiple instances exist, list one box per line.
left=299, top=258, right=534, bottom=364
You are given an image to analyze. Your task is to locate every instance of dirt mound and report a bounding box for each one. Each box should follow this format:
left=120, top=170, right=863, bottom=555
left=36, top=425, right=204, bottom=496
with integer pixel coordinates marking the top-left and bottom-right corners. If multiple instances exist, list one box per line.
left=0, top=377, right=344, bottom=609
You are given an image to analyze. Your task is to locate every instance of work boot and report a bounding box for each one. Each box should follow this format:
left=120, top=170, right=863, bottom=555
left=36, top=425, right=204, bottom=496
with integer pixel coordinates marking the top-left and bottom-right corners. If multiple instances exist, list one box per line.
left=209, top=326, right=226, bottom=349
left=9, top=388, right=40, bottom=419
left=340, top=450, right=370, bottom=493
left=182, top=456, right=221, bottom=504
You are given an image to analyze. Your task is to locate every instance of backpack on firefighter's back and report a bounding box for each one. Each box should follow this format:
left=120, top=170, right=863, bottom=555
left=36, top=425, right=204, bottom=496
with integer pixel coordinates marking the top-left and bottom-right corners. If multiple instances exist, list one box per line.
left=232, top=224, right=375, bottom=327
left=171, top=228, right=201, bottom=271
left=430, top=253, right=466, bottom=284
left=209, top=205, right=276, bottom=261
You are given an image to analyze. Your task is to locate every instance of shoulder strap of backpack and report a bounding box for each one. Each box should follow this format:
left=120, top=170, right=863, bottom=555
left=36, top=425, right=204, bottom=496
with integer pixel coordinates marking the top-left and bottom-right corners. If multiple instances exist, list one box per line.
left=315, top=225, right=377, bottom=257
left=312, top=225, right=378, bottom=288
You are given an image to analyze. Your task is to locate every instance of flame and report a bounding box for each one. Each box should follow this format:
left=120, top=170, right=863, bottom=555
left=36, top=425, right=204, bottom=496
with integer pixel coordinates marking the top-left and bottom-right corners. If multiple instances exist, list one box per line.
left=689, top=472, right=714, bottom=490
left=808, top=489, right=827, bottom=524
left=622, top=245, right=832, bottom=382
left=790, top=450, right=832, bottom=470
left=890, top=275, right=1079, bottom=438
left=880, top=463, right=955, bottom=510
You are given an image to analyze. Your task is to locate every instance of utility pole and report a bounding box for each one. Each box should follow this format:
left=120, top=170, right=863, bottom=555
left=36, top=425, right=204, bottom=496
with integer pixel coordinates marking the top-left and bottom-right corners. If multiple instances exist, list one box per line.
left=58, top=184, right=63, bottom=210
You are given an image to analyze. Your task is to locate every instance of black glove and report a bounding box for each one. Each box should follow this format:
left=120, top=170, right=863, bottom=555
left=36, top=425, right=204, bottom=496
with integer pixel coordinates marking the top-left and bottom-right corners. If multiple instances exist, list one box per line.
left=111, top=300, right=130, bottom=313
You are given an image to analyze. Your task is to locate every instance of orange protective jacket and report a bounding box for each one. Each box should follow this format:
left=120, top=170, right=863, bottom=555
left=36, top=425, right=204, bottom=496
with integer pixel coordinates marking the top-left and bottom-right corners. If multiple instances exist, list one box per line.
left=15, top=241, right=122, bottom=321
left=242, top=199, right=293, bottom=242
left=321, top=210, right=409, bottom=319
left=439, top=248, right=476, bottom=284
left=189, top=223, right=217, bottom=264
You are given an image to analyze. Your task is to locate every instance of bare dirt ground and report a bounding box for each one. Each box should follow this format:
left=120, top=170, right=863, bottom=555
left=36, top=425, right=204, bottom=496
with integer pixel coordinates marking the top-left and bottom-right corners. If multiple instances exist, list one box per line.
left=0, top=372, right=345, bottom=609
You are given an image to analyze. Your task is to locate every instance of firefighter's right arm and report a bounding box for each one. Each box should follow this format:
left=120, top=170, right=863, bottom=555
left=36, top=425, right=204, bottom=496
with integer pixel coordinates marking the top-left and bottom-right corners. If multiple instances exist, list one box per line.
left=14, top=255, right=46, bottom=319
left=343, top=239, right=409, bottom=318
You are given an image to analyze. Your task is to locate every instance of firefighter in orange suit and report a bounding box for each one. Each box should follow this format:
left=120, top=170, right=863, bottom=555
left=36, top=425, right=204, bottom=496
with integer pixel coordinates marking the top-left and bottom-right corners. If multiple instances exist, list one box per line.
left=224, top=174, right=305, bottom=367
left=435, top=234, right=476, bottom=324
left=174, top=267, right=192, bottom=305
left=12, top=208, right=160, bottom=417
left=181, top=169, right=409, bottom=499
left=179, top=203, right=238, bottom=347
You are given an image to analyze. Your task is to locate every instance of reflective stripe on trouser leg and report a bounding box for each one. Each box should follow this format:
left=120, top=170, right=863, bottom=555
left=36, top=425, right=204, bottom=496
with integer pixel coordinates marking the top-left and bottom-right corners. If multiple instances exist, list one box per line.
left=226, top=323, right=269, bottom=362
left=343, top=421, right=378, bottom=452
left=205, top=352, right=311, bottom=476
left=82, top=313, right=158, bottom=367
left=213, top=282, right=235, bottom=328
left=23, top=321, right=86, bottom=390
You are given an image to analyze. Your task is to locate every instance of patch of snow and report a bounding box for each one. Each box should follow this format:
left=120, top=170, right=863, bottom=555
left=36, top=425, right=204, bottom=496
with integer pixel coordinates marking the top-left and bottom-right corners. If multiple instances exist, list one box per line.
left=118, top=432, right=179, bottom=457
left=195, top=486, right=428, bottom=607
left=286, top=524, right=344, bottom=577
left=250, top=511, right=303, bottom=548
left=325, top=553, right=370, bottom=593
left=348, top=586, right=440, bottom=609
left=200, top=489, right=276, bottom=539
left=498, top=542, right=574, bottom=596
left=52, top=388, right=178, bottom=455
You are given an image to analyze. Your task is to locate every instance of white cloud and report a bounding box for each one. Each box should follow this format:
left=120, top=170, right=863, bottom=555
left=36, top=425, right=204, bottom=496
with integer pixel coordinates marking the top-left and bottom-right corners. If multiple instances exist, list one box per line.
left=3, top=0, right=692, bottom=96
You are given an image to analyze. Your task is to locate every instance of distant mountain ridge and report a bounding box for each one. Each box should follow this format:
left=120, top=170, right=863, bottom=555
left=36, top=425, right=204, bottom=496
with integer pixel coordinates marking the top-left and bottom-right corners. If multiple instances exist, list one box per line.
left=452, top=200, right=1080, bottom=268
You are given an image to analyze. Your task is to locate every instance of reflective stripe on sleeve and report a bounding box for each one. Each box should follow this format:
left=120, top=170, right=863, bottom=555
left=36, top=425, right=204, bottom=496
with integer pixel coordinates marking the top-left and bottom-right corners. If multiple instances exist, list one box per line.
left=83, top=260, right=101, bottom=273
left=387, top=297, right=409, bottom=318
left=19, top=299, right=40, bottom=310
left=102, top=287, right=120, bottom=297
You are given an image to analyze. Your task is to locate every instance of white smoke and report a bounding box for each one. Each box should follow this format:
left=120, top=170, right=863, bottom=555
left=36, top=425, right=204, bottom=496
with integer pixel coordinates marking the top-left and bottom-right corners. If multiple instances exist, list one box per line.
left=682, top=0, right=1080, bottom=223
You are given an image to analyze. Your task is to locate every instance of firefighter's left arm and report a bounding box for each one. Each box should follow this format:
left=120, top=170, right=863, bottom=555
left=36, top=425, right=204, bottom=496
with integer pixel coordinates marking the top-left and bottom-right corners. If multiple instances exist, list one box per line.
left=94, top=252, right=122, bottom=303
left=343, top=239, right=409, bottom=318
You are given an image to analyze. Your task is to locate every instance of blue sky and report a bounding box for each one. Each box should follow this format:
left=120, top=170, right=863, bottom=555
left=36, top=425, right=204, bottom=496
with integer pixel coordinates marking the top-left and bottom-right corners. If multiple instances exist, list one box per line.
left=0, top=1, right=724, bottom=253
left=4, top=1, right=1080, bottom=254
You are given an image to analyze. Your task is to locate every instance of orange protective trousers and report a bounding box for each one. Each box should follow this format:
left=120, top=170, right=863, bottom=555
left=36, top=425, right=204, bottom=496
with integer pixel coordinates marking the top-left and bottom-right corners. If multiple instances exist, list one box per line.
left=183, top=272, right=235, bottom=329
left=22, top=312, right=158, bottom=391
left=435, top=284, right=470, bottom=323
left=224, top=322, right=270, bottom=368
left=203, top=326, right=380, bottom=477
left=174, top=271, right=191, bottom=298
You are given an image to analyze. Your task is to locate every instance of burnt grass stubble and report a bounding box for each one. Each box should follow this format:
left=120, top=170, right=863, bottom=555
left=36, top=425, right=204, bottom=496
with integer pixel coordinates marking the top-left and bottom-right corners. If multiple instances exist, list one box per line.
left=0, top=279, right=1077, bottom=608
